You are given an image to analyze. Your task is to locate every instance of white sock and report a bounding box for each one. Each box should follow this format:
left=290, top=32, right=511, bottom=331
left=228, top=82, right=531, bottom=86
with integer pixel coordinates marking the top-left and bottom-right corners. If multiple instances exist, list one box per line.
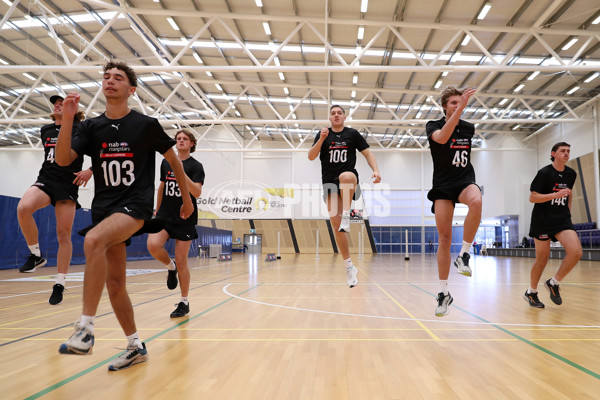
left=460, top=241, right=472, bottom=256
left=527, top=287, right=537, bottom=294
left=167, top=260, right=176, bottom=271
left=126, top=332, right=142, bottom=348
left=344, top=258, right=353, bottom=269
left=439, top=280, right=448, bottom=295
left=181, top=297, right=189, bottom=305
left=56, top=273, right=66, bottom=286
left=28, top=244, right=41, bottom=257
left=80, top=315, right=95, bottom=331
left=550, top=277, right=560, bottom=285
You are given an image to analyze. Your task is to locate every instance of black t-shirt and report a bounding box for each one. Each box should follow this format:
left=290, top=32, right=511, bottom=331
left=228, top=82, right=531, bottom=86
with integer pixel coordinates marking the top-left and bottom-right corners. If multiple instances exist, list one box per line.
left=72, top=110, right=175, bottom=215
left=312, top=127, right=369, bottom=183
left=157, top=157, right=205, bottom=225
left=530, top=164, right=577, bottom=225
left=37, top=123, right=84, bottom=185
left=426, top=118, right=476, bottom=188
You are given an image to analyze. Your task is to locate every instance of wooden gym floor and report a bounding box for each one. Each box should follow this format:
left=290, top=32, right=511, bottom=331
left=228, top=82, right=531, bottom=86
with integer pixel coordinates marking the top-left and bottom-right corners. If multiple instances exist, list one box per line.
left=0, top=253, right=599, bottom=399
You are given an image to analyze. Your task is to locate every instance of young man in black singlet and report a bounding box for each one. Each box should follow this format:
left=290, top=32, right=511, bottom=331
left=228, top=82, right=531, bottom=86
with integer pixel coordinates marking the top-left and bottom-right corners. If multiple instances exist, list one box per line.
left=55, top=61, right=193, bottom=371
left=16, top=95, right=92, bottom=305
left=308, top=105, right=381, bottom=288
left=147, top=129, right=205, bottom=318
left=525, top=142, right=582, bottom=308
left=426, top=86, right=481, bottom=317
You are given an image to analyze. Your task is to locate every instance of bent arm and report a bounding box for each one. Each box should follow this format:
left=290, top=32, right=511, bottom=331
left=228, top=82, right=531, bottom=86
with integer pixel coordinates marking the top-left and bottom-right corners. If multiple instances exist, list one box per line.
left=56, top=119, right=80, bottom=166
left=186, top=176, right=203, bottom=198
left=529, top=191, right=558, bottom=203
left=360, top=148, right=381, bottom=182
left=308, top=138, right=324, bottom=160
left=155, top=181, right=165, bottom=213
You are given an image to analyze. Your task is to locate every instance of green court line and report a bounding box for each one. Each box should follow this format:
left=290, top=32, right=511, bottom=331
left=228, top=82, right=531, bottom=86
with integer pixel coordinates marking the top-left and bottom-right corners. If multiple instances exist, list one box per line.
left=409, top=283, right=600, bottom=380
left=24, top=284, right=262, bottom=400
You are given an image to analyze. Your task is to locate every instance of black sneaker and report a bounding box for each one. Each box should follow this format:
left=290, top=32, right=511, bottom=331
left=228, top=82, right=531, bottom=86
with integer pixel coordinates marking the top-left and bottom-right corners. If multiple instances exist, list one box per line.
left=19, top=253, right=47, bottom=273
left=167, top=263, right=178, bottom=290
left=170, top=302, right=189, bottom=318
left=523, top=290, right=545, bottom=308
left=545, top=279, right=562, bottom=305
left=49, top=284, right=65, bottom=305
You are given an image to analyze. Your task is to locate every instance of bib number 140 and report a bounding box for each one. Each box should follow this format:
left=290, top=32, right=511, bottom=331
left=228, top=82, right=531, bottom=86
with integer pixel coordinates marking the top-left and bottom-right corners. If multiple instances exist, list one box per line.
left=452, top=150, right=468, bottom=168
left=101, top=160, right=135, bottom=186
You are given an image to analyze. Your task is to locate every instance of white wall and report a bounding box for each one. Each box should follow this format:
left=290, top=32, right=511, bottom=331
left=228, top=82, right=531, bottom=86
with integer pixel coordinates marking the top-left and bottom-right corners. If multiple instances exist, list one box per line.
left=2, top=107, right=598, bottom=236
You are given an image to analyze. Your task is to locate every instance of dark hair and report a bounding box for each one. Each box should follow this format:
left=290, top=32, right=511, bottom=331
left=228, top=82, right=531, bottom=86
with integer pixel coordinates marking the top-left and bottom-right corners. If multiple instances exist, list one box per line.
left=329, top=104, right=345, bottom=114
left=176, top=129, right=197, bottom=153
left=440, top=86, right=464, bottom=111
left=550, top=141, right=570, bottom=161
left=104, top=60, right=138, bottom=87
left=50, top=110, right=85, bottom=122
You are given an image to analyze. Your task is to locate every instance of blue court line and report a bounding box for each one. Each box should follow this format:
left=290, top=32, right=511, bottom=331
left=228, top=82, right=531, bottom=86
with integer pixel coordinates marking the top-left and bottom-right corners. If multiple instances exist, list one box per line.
left=409, top=283, right=600, bottom=380
left=0, top=270, right=251, bottom=348
left=24, top=283, right=262, bottom=400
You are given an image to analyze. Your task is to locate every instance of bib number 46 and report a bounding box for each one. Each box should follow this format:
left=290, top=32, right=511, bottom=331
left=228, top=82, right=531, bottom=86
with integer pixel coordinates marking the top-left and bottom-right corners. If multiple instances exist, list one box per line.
left=452, top=150, right=468, bottom=168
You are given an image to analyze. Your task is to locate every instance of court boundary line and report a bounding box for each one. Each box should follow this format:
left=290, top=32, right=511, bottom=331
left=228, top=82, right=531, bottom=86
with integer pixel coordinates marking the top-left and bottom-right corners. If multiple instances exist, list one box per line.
left=0, top=269, right=252, bottom=347
left=221, top=284, right=600, bottom=329
left=409, top=283, right=600, bottom=381
left=23, top=284, right=262, bottom=400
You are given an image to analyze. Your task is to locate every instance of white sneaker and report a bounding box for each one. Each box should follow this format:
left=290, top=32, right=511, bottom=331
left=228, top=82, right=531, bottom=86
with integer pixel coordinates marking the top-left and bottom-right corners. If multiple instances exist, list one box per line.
left=346, top=265, right=358, bottom=288
left=435, top=292, right=453, bottom=317
left=454, top=253, right=472, bottom=277
left=339, top=211, right=351, bottom=232
left=59, top=321, right=95, bottom=355
left=108, top=342, right=149, bottom=371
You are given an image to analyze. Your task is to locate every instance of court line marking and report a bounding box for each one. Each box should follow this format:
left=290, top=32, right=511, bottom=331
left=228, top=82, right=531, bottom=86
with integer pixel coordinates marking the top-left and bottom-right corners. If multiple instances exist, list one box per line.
left=221, top=284, right=600, bottom=329
left=408, top=283, right=600, bottom=381
left=0, top=269, right=254, bottom=346
left=23, top=284, right=262, bottom=400
left=374, top=283, right=440, bottom=341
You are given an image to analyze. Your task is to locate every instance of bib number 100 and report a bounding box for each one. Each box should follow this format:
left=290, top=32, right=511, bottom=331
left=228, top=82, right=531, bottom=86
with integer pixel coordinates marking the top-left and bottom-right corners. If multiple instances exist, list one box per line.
left=101, top=160, right=135, bottom=186
left=329, top=149, right=347, bottom=163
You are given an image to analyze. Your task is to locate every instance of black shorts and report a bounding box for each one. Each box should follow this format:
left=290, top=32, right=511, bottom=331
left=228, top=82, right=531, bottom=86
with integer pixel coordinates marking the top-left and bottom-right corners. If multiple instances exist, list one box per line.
left=427, top=181, right=480, bottom=214
left=322, top=171, right=361, bottom=202
left=32, top=179, right=80, bottom=209
left=529, top=220, right=575, bottom=242
left=78, top=204, right=153, bottom=246
left=163, top=223, right=198, bottom=241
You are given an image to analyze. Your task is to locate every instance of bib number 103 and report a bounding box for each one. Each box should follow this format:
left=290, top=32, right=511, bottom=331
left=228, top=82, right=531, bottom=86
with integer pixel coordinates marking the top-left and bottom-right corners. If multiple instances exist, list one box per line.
left=101, top=160, right=135, bottom=186
left=452, top=150, right=468, bottom=168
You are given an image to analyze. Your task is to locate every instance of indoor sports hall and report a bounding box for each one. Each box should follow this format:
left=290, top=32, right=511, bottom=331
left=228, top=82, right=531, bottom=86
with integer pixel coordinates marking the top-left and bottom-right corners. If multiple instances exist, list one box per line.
left=0, top=1, right=599, bottom=399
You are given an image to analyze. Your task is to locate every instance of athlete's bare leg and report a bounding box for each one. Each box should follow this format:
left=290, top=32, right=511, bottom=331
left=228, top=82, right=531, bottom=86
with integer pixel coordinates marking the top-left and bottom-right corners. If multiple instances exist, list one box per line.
left=554, top=230, right=582, bottom=281
left=54, top=200, right=76, bottom=274
left=81, top=213, right=143, bottom=317
left=530, top=239, right=550, bottom=290
left=434, top=200, right=455, bottom=280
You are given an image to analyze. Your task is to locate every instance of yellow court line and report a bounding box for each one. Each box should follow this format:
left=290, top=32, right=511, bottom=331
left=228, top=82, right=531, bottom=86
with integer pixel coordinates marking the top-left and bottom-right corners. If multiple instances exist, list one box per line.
left=3, top=337, right=599, bottom=343
left=3, top=326, right=599, bottom=332
left=374, top=283, right=440, bottom=341
left=0, top=284, right=170, bottom=327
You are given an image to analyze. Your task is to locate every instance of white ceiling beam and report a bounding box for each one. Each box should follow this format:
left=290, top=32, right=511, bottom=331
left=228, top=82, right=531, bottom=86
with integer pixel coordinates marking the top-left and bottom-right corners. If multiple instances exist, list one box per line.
left=81, top=1, right=600, bottom=38
left=2, top=64, right=599, bottom=74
